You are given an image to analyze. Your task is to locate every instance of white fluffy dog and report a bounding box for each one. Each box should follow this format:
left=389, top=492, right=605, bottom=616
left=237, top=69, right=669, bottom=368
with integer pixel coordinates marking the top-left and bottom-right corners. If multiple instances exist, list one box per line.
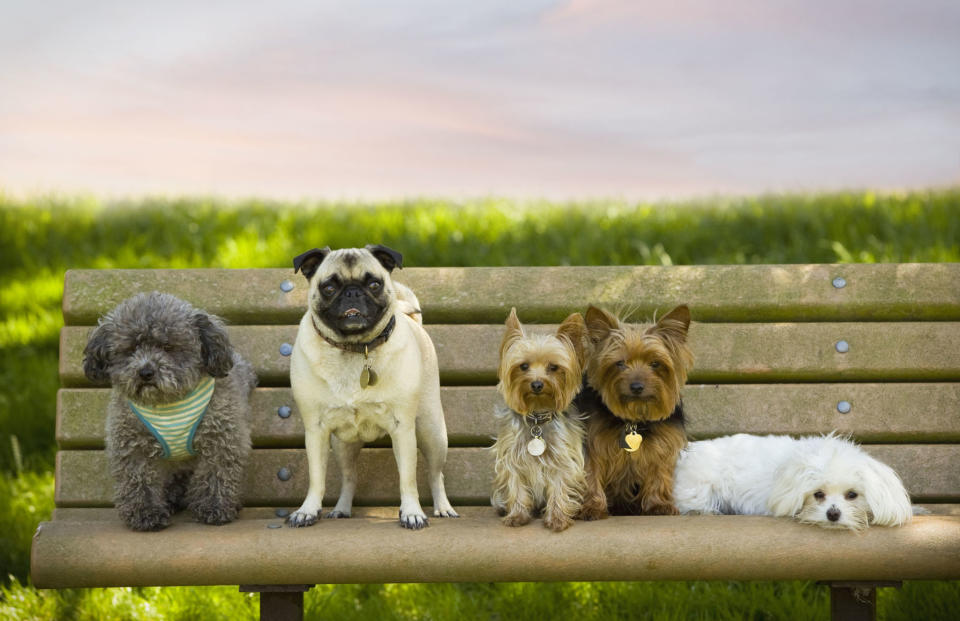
left=673, top=434, right=912, bottom=530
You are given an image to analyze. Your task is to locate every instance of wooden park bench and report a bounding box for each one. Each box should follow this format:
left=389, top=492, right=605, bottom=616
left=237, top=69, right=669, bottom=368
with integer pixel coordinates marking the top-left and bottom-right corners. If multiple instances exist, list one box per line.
left=32, top=263, right=960, bottom=621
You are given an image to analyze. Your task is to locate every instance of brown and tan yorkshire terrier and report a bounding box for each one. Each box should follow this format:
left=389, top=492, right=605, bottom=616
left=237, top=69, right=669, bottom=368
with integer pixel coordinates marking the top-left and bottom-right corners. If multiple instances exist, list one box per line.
left=576, top=304, right=693, bottom=519
left=491, top=308, right=588, bottom=532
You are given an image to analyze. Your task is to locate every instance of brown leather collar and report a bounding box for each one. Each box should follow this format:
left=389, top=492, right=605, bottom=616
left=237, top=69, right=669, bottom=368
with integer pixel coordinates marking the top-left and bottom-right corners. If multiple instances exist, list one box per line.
left=312, top=314, right=397, bottom=354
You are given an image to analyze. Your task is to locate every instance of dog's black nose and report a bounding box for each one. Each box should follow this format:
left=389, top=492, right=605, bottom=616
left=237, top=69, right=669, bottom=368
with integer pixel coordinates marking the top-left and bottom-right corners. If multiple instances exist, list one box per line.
left=530, top=380, right=544, bottom=394
left=630, top=382, right=644, bottom=394
left=139, top=365, right=155, bottom=380
left=826, top=506, right=841, bottom=522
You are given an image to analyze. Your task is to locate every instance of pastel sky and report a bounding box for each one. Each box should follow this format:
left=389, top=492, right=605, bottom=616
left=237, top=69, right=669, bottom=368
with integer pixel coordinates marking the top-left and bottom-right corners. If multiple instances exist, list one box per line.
left=1, top=0, right=958, bottom=199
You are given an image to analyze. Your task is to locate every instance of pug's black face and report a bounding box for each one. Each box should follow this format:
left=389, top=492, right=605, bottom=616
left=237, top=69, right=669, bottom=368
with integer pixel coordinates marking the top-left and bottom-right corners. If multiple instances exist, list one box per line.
left=314, top=271, right=389, bottom=337
left=293, top=245, right=404, bottom=342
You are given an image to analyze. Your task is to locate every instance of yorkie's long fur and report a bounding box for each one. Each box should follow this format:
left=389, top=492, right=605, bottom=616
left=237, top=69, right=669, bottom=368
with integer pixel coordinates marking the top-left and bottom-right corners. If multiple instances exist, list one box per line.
left=576, top=304, right=693, bottom=519
left=491, top=308, right=588, bottom=532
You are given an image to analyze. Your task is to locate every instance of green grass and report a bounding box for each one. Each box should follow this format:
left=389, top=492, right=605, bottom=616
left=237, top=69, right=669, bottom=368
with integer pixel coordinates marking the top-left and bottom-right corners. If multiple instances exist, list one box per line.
left=4, top=574, right=959, bottom=620
left=1, top=580, right=835, bottom=621
left=0, top=471, right=54, bottom=589
left=1, top=189, right=958, bottom=619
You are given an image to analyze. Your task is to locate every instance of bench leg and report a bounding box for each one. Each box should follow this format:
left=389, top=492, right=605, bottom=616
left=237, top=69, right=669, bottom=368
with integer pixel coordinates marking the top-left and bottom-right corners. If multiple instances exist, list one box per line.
left=823, top=581, right=901, bottom=621
left=240, top=585, right=313, bottom=621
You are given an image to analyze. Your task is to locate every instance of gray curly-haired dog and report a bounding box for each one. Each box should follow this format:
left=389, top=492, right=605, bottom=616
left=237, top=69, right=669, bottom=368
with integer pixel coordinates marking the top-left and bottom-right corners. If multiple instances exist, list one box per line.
left=83, top=292, right=256, bottom=531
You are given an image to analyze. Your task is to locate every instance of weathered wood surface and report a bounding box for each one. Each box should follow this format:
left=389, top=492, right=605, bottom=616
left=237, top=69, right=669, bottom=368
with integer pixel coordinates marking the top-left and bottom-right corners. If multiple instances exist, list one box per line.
left=54, top=445, right=960, bottom=508
left=56, top=383, right=960, bottom=449
left=31, top=509, right=960, bottom=587
left=59, top=322, right=960, bottom=387
left=62, top=264, right=960, bottom=325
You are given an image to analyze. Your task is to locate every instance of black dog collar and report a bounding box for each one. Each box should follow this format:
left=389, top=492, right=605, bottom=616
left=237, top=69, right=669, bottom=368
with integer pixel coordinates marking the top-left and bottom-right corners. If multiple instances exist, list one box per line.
left=618, top=401, right=685, bottom=432
left=574, top=385, right=686, bottom=436
left=510, top=410, right=556, bottom=424
left=313, top=314, right=397, bottom=353
left=510, top=409, right=558, bottom=457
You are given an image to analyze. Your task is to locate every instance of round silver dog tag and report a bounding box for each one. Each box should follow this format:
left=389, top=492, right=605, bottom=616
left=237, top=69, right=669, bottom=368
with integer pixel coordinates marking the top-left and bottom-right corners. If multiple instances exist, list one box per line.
left=527, top=437, right=546, bottom=456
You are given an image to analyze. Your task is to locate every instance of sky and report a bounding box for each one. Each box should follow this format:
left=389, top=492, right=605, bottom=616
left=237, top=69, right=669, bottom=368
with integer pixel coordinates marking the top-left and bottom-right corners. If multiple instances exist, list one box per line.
left=1, top=0, right=958, bottom=200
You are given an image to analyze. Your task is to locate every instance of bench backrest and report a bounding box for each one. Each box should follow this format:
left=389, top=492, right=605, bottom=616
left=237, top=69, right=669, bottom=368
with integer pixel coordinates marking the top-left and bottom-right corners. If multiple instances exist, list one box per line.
left=56, top=265, right=960, bottom=512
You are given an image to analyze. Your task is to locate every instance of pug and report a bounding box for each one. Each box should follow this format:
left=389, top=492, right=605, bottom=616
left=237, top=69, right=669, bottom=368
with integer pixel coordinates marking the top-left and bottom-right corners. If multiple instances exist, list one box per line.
left=287, top=245, right=458, bottom=529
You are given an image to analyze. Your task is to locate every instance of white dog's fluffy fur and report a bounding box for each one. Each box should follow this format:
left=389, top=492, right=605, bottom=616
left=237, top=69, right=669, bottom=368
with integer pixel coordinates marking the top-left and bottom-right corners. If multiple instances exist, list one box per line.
left=673, top=433, right=912, bottom=530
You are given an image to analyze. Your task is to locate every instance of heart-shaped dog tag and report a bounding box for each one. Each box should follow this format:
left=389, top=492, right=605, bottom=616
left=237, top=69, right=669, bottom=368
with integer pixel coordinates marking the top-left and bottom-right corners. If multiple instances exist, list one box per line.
left=623, top=432, right=643, bottom=452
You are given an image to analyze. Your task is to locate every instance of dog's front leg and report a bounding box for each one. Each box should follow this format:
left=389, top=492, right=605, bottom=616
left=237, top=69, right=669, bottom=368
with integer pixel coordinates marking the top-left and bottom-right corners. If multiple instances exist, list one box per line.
left=110, top=453, right=173, bottom=531
left=391, top=417, right=428, bottom=530
left=500, top=473, right=533, bottom=527
left=187, top=451, right=244, bottom=525
left=186, top=418, right=249, bottom=525
left=327, top=435, right=362, bottom=518
left=288, top=419, right=331, bottom=527
left=415, top=400, right=459, bottom=518
left=542, top=468, right=583, bottom=532
left=639, top=459, right=680, bottom=516
left=578, top=462, right=610, bottom=521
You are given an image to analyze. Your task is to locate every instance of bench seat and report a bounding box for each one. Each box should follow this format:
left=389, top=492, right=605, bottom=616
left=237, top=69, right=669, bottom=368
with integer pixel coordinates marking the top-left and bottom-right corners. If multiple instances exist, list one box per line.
left=32, top=508, right=960, bottom=587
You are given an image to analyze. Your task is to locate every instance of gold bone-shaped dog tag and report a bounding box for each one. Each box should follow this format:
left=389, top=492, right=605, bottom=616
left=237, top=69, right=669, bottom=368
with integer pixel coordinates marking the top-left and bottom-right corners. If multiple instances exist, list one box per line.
left=621, top=432, right=643, bottom=453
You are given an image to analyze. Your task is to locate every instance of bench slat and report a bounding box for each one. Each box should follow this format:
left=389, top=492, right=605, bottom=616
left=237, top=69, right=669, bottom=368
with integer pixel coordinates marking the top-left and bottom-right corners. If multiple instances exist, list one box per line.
left=57, top=383, right=960, bottom=449
left=31, top=511, right=960, bottom=587
left=54, top=445, right=960, bottom=508
left=56, top=448, right=492, bottom=508
left=59, top=322, right=960, bottom=387
left=62, top=264, right=960, bottom=325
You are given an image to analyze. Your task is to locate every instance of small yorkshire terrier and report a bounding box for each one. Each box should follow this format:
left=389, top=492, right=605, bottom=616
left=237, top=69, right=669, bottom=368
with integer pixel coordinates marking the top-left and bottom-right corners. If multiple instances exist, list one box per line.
left=576, top=304, right=693, bottom=519
left=491, top=308, right=588, bottom=532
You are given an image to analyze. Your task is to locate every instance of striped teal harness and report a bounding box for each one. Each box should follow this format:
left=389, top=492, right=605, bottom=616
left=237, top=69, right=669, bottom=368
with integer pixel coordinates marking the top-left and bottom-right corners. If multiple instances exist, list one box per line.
left=129, top=376, right=215, bottom=460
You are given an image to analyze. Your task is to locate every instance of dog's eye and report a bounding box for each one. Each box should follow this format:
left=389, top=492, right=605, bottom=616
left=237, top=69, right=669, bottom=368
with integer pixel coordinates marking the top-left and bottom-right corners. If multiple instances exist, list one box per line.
left=846, top=491, right=858, bottom=500
left=616, top=360, right=627, bottom=370
left=321, top=284, right=337, bottom=297
left=650, top=360, right=660, bottom=369
left=519, top=363, right=529, bottom=371
left=547, top=364, right=558, bottom=372
left=813, top=491, right=825, bottom=501
left=368, top=280, right=382, bottom=292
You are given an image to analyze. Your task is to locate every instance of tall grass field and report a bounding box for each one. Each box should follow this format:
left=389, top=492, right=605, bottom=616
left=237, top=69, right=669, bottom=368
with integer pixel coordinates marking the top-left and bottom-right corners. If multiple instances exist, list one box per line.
left=2, top=190, right=959, bottom=620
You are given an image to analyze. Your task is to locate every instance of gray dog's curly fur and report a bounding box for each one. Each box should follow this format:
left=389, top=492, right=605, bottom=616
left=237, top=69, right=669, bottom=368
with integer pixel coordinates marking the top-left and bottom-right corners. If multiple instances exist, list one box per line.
left=83, top=292, right=256, bottom=531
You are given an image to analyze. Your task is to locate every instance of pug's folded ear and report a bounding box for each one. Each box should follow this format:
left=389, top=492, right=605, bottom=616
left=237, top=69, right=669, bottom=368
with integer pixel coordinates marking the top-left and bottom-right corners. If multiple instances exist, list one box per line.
left=293, top=247, right=331, bottom=280
left=365, top=244, right=403, bottom=272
